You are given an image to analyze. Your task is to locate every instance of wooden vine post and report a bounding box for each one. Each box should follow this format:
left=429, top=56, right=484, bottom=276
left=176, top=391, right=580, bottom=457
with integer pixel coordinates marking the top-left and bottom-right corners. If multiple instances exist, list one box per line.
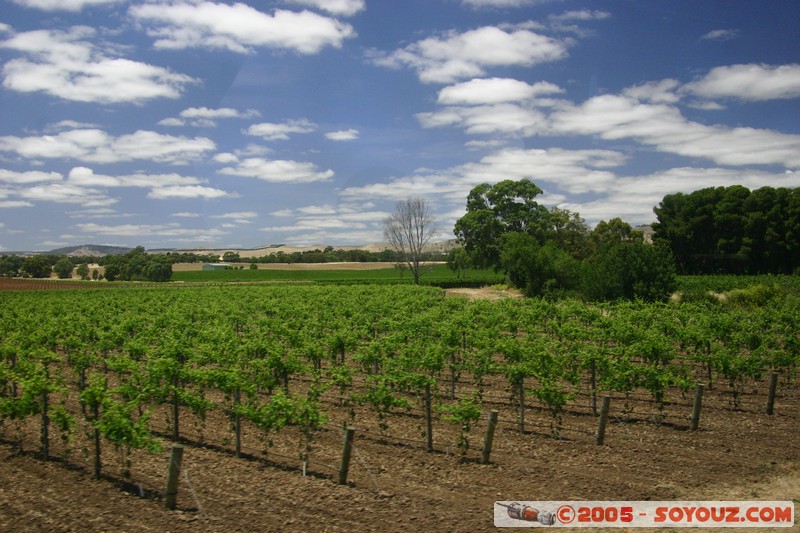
left=481, top=410, right=499, bottom=464
left=164, top=443, right=184, bottom=510
left=766, top=372, right=779, bottom=415
left=690, top=383, right=704, bottom=431
left=338, top=427, right=355, bottom=485
left=424, top=383, right=433, bottom=452
left=595, top=396, right=611, bottom=445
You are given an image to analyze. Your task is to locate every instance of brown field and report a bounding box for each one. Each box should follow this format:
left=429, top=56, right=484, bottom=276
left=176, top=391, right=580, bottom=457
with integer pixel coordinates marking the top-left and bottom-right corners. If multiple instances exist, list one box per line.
left=171, top=261, right=422, bottom=272
left=1, top=367, right=798, bottom=532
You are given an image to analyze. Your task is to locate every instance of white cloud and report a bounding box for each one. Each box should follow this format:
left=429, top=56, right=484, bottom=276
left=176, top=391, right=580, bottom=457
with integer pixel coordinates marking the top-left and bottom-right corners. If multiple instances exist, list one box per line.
left=67, top=166, right=205, bottom=188
left=44, top=120, right=101, bottom=132
left=373, top=25, right=569, bottom=84
left=172, top=212, right=200, bottom=218
left=297, top=204, right=337, bottom=215
left=684, top=64, right=800, bottom=101
left=325, top=129, right=360, bottom=141
left=341, top=147, right=626, bottom=202
left=10, top=0, right=121, bottom=11
left=1, top=27, right=196, bottom=104
left=560, top=167, right=800, bottom=225
left=130, top=1, right=355, bottom=55
left=218, top=157, right=334, bottom=183
left=461, top=0, right=540, bottom=7
left=259, top=202, right=390, bottom=245
left=437, top=78, right=563, bottom=105
left=701, top=29, right=739, bottom=41
left=211, top=211, right=258, bottom=219
left=0, top=200, right=34, bottom=208
left=550, top=93, right=800, bottom=167
left=0, top=169, right=62, bottom=184
left=623, top=79, right=681, bottom=104
left=77, top=222, right=229, bottom=239
left=18, top=182, right=116, bottom=206
left=286, top=0, right=365, bottom=17
left=161, top=107, right=261, bottom=127
left=245, top=119, right=317, bottom=141
left=148, top=185, right=236, bottom=200
left=418, top=103, right=548, bottom=136
left=549, top=10, right=610, bottom=22
left=0, top=129, right=215, bottom=165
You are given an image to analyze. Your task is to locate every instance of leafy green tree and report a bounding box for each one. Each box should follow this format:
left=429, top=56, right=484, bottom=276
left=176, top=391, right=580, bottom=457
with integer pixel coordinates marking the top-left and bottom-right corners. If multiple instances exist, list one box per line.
left=53, top=258, right=75, bottom=279
left=583, top=242, right=676, bottom=301
left=446, top=247, right=470, bottom=279
left=654, top=185, right=800, bottom=274
left=0, top=255, right=24, bottom=277
left=499, top=233, right=581, bottom=297
left=22, top=256, right=52, bottom=278
left=76, top=263, right=90, bottom=280
left=454, top=179, right=551, bottom=268
left=548, top=207, right=591, bottom=259
left=590, top=218, right=643, bottom=252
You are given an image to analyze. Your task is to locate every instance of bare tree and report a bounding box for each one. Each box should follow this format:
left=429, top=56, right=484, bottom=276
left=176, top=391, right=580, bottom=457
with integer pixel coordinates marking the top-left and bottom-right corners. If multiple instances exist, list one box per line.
left=384, top=197, right=438, bottom=285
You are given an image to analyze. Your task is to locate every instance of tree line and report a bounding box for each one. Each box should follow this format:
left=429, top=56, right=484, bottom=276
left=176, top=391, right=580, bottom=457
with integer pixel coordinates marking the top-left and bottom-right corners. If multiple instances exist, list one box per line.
left=0, top=247, right=172, bottom=282
left=653, top=185, right=800, bottom=274
left=450, top=179, right=676, bottom=301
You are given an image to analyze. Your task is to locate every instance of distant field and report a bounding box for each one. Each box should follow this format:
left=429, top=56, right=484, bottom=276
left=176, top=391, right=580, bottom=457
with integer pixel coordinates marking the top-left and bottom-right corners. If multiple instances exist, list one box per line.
left=171, top=263, right=503, bottom=285
left=171, top=261, right=422, bottom=272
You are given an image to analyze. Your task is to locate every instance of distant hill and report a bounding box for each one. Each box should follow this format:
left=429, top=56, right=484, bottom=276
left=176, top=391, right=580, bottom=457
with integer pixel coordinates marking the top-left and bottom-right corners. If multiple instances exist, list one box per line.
left=48, top=244, right=133, bottom=257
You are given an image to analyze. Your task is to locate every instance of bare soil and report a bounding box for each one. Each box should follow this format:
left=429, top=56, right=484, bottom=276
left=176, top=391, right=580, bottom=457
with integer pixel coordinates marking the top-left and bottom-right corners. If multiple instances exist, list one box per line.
left=1, top=370, right=798, bottom=532
left=171, top=262, right=442, bottom=272
left=445, top=287, right=523, bottom=300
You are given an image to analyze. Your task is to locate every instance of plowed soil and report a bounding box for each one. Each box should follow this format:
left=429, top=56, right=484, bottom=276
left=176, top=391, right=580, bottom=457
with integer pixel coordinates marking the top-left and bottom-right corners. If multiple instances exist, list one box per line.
left=1, top=371, right=798, bottom=532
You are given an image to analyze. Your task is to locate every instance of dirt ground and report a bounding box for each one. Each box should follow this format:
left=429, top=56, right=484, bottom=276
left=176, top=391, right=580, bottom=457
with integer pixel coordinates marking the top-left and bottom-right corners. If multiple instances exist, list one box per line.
left=1, top=367, right=798, bottom=532
left=171, top=262, right=442, bottom=272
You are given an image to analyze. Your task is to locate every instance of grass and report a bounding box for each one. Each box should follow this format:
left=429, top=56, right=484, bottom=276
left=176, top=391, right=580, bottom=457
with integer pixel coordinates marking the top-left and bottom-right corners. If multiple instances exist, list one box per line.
left=170, top=263, right=504, bottom=286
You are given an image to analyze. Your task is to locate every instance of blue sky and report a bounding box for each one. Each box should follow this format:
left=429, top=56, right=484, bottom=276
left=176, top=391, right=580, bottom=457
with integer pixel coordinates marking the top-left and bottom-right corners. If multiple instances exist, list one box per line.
left=1, top=0, right=799, bottom=251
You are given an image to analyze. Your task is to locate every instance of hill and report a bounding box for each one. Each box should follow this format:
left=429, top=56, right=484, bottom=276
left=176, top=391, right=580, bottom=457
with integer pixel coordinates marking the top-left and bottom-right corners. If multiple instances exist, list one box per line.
left=48, top=244, right=132, bottom=257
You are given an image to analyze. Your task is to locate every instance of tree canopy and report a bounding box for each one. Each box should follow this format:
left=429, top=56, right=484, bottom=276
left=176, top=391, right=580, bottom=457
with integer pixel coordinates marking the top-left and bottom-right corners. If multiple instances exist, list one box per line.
left=454, top=179, right=675, bottom=301
left=653, top=185, right=800, bottom=274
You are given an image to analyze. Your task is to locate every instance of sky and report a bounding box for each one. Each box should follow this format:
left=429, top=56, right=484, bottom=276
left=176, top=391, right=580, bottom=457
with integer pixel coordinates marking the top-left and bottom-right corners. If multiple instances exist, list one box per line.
left=1, top=0, right=799, bottom=251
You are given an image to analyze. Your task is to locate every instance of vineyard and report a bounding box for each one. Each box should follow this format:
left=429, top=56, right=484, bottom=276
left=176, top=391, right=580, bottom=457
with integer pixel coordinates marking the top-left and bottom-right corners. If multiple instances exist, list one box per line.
left=1, top=282, right=799, bottom=531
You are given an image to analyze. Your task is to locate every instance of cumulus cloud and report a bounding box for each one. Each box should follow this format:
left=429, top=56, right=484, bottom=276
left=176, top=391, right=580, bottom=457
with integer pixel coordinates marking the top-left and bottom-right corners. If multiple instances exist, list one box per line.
left=10, top=0, right=121, bottom=11
left=130, top=1, right=355, bottom=54
left=76, top=222, right=229, bottom=240
left=550, top=93, right=800, bottom=167
left=437, top=78, right=563, bottom=105
left=701, top=29, right=739, bottom=41
left=0, top=129, right=215, bottom=165
left=1, top=26, right=196, bottom=104
left=18, top=182, right=117, bottom=206
left=160, top=107, right=261, bottom=128
left=212, top=211, right=258, bottom=219
left=245, top=119, right=317, bottom=140
left=0, top=169, right=62, bottom=184
left=325, top=129, right=360, bottom=141
left=147, top=185, right=237, bottom=200
left=461, top=0, right=540, bottom=7
left=684, top=64, right=800, bottom=101
left=341, top=147, right=626, bottom=203
left=372, top=25, right=569, bottom=83
left=218, top=157, right=334, bottom=183
left=260, top=203, right=390, bottom=245
left=560, top=167, right=800, bottom=225
left=417, top=103, right=549, bottom=136
left=286, top=0, right=365, bottom=17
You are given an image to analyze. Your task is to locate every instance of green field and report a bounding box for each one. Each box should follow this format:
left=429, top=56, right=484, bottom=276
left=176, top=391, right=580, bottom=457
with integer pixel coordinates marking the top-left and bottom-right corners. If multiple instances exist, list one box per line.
left=171, top=263, right=503, bottom=286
